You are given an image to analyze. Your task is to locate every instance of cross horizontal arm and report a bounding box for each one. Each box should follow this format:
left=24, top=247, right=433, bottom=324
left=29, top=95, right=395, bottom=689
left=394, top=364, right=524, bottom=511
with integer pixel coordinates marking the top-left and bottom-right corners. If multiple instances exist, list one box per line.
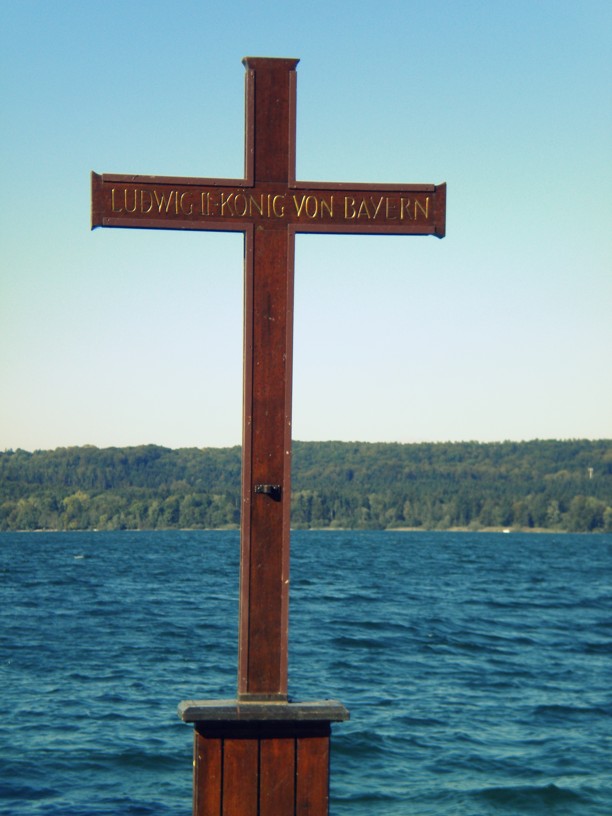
left=91, top=173, right=446, bottom=237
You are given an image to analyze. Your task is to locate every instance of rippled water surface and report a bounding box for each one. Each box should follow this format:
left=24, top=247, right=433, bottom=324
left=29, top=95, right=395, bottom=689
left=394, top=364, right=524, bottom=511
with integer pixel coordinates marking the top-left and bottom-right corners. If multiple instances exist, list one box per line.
left=1, top=530, right=611, bottom=814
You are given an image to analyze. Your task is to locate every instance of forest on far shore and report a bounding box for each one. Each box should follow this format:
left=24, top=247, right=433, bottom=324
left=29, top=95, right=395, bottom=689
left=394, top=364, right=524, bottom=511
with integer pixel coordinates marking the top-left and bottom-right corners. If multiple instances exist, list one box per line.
left=1, top=439, right=611, bottom=533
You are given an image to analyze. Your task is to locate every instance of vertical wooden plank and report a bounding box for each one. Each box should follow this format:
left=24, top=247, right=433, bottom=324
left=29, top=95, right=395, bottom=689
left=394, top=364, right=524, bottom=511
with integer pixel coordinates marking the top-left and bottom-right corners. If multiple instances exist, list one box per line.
left=239, top=224, right=292, bottom=699
left=296, top=734, right=330, bottom=816
left=260, top=736, right=296, bottom=816
left=222, top=737, right=258, bottom=816
left=193, top=730, right=222, bottom=816
left=238, top=59, right=297, bottom=700
left=245, top=57, right=298, bottom=182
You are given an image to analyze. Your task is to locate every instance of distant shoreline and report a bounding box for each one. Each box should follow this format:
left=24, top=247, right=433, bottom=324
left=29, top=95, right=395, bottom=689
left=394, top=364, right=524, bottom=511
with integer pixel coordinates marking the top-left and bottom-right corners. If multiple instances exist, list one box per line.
left=6, top=526, right=607, bottom=535
left=2, top=441, right=610, bottom=533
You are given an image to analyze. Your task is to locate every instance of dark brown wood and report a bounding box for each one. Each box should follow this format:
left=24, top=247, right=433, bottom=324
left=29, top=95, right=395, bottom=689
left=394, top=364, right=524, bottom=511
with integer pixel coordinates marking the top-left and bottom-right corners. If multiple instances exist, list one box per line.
left=296, top=733, right=330, bottom=816
left=90, top=174, right=445, bottom=235
left=260, top=736, right=295, bottom=816
left=240, top=224, right=293, bottom=699
left=193, top=719, right=333, bottom=816
left=193, top=733, right=221, bottom=816
left=92, top=56, right=445, bottom=704
left=223, top=736, right=259, bottom=815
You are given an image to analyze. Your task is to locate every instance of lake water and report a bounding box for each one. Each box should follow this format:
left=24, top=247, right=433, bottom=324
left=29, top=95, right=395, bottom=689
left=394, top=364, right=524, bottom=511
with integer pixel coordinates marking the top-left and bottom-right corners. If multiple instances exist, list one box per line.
left=1, top=530, right=610, bottom=815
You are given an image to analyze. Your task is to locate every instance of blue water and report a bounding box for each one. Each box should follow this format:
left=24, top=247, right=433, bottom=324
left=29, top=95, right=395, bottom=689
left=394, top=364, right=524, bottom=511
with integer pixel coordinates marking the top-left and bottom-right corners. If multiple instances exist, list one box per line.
left=1, top=530, right=610, bottom=815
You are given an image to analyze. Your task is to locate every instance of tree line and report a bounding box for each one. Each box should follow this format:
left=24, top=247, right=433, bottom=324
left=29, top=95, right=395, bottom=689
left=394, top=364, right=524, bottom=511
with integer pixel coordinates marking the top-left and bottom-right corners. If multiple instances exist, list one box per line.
left=1, top=439, right=611, bottom=533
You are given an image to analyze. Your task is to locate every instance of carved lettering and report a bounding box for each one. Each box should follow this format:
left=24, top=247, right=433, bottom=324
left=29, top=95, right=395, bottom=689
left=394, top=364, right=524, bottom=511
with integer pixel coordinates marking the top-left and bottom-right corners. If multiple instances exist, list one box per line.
left=306, top=195, right=318, bottom=218
left=414, top=197, right=430, bottom=219
left=105, top=187, right=433, bottom=225
left=111, top=188, right=123, bottom=213
left=292, top=195, right=306, bottom=217
left=357, top=199, right=371, bottom=219
left=272, top=194, right=285, bottom=217
left=293, top=194, right=321, bottom=219
left=320, top=196, right=333, bottom=218
left=140, top=190, right=153, bottom=213
left=249, top=194, right=264, bottom=217
left=153, top=190, right=176, bottom=214
left=122, top=190, right=137, bottom=213
left=179, top=192, right=193, bottom=215
left=370, top=197, right=384, bottom=219
left=220, top=192, right=234, bottom=216
left=344, top=196, right=357, bottom=219
left=342, top=195, right=399, bottom=221
left=400, top=198, right=411, bottom=220
left=233, top=193, right=248, bottom=217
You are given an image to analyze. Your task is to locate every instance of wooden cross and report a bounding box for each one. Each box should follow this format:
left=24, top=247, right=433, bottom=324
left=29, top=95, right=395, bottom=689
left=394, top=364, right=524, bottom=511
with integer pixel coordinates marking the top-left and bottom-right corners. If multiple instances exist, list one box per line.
left=92, top=57, right=445, bottom=704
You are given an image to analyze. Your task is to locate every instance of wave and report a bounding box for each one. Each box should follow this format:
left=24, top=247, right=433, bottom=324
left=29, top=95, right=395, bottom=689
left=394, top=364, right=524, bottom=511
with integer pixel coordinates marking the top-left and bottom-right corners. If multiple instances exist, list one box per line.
left=476, top=782, right=588, bottom=809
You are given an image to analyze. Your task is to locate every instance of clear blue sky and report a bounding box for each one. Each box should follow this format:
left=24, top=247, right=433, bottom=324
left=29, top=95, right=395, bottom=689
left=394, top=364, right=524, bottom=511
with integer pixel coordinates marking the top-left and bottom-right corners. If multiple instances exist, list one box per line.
left=1, top=0, right=610, bottom=451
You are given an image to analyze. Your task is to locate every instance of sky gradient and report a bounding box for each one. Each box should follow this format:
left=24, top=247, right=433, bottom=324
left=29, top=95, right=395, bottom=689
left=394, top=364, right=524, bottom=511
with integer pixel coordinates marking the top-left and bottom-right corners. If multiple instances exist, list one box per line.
left=1, top=1, right=610, bottom=451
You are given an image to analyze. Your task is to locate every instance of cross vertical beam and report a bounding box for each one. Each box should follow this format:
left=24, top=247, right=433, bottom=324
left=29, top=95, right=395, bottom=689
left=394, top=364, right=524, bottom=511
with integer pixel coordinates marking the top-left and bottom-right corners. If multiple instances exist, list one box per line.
left=239, top=59, right=298, bottom=700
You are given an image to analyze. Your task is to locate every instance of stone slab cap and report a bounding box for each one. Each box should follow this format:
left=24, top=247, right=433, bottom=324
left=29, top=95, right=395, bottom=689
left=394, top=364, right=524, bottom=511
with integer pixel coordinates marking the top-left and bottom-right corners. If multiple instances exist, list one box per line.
left=178, top=698, right=349, bottom=724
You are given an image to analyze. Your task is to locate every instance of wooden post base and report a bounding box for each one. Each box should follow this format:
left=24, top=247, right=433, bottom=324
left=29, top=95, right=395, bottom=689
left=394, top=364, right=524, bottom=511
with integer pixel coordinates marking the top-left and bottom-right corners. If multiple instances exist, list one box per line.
left=178, top=700, right=349, bottom=816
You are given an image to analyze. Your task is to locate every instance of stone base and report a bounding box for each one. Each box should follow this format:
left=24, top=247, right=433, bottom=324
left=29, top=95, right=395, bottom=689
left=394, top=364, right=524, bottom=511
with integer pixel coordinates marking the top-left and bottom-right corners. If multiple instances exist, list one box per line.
left=178, top=700, right=349, bottom=816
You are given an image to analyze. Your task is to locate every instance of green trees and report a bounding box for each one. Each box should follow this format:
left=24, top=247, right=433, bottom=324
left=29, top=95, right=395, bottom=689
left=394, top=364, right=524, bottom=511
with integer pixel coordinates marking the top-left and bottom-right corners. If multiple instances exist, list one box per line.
left=0, top=440, right=610, bottom=532
left=566, top=496, right=608, bottom=532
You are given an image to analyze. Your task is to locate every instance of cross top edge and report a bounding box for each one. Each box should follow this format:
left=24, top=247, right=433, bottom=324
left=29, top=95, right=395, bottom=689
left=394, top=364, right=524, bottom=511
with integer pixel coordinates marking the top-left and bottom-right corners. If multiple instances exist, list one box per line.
left=242, top=56, right=300, bottom=71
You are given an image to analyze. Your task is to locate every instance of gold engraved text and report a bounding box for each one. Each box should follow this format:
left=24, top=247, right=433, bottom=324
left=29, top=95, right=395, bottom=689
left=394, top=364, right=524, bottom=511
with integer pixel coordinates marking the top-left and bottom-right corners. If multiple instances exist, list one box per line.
left=108, top=188, right=432, bottom=224
left=292, top=194, right=334, bottom=219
